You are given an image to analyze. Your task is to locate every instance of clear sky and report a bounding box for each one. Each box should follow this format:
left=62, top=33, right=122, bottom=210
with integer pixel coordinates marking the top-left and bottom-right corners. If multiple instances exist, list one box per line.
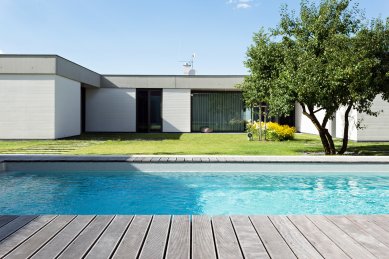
left=1, top=0, right=388, bottom=75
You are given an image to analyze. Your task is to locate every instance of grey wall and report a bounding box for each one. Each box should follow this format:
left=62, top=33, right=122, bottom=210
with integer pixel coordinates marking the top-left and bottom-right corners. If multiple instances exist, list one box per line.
left=101, top=75, right=244, bottom=90
left=162, top=89, right=191, bottom=132
left=54, top=76, right=81, bottom=138
left=0, top=55, right=101, bottom=87
left=85, top=88, right=136, bottom=132
left=355, top=95, right=389, bottom=141
left=56, top=57, right=100, bottom=87
left=0, top=75, right=56, bottom=139
left=0, top=56, right=56, bottom=74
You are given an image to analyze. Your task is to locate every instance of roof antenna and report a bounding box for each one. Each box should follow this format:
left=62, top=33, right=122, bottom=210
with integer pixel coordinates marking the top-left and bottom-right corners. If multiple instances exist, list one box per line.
left=179, top=53, right=196, bottom=75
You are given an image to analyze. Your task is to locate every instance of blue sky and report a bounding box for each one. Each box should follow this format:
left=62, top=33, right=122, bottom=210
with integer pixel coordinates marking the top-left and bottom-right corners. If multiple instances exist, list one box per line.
left=1, top=0, right=388, bottom=75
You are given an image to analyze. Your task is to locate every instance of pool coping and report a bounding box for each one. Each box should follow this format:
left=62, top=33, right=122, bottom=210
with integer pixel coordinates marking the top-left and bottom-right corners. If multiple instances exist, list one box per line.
left=1, top=154, right=389, bottom=163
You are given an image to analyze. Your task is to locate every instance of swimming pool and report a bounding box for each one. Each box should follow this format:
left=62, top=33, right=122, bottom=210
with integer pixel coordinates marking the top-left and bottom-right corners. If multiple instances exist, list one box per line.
left=1, top=168, right=388, bottom=215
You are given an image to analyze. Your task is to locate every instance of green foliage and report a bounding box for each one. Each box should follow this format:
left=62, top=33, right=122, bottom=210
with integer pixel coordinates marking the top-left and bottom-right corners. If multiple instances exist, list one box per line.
left=239, top=0, right=389, bottom=154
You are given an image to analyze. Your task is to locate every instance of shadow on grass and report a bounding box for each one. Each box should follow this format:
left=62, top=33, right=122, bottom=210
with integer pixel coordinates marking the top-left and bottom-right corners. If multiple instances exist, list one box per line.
left=293, top=143, right=389, bottom=156
left=65, top=133, right=184, bottom=141
left=347, top=144, right=389, bottom=156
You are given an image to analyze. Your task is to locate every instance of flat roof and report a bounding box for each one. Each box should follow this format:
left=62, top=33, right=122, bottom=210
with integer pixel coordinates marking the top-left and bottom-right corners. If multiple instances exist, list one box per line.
left=0, top=54, right=101, bottom=87
left=0, top=54, right=246, bottom=89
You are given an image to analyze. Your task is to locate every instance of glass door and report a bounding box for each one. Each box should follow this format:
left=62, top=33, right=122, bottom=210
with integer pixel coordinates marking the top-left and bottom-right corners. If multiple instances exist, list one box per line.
left=136, top=89, right=162, bottom=132
left=149, top=90, right=162, bottom=132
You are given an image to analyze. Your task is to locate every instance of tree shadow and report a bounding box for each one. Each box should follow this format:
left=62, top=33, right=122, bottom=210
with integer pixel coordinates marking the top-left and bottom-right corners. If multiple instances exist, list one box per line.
left=347, top=144, right=389, bottom=156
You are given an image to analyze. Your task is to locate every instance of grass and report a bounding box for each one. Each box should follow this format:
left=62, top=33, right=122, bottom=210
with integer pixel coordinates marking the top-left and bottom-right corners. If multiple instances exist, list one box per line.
left=0, top=133, right=388, bottom=155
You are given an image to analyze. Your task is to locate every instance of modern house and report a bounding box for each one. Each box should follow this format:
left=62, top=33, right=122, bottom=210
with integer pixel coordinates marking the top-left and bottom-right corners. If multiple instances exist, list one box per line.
left=0, top=55, right=248, bottom=139
left=0, top=54, right=388, bottom=141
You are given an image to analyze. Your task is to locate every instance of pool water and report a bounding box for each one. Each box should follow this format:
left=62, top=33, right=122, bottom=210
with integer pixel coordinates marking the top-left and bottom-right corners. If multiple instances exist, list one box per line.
left=0, top=171, right=388, bottom=215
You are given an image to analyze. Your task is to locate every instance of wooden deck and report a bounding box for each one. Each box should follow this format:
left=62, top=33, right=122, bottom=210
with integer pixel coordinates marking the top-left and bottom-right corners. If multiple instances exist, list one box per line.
left=0, top=215, right=388, bottom=258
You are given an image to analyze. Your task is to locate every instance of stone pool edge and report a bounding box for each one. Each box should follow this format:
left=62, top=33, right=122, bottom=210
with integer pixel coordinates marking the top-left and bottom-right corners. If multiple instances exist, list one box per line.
left=1, top=154, right=389, bottom=163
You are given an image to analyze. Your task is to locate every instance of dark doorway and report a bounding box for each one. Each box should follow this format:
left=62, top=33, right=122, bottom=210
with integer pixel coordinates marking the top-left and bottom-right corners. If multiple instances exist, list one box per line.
left=136, top=89, right=162, bottom=132
left=81, top=86, right=86, bottom=132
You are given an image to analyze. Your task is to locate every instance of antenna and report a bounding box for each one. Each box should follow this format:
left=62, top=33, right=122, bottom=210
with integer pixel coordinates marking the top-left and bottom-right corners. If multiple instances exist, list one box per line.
left=178, top=53, right=196, bottom=69
left=191, top=53, right=195, bottom=69
left=178, top=53, right=197, bottom=75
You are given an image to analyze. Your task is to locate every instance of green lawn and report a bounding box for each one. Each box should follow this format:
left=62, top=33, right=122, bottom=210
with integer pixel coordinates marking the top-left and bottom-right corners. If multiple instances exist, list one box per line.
left=0, top=133, right=388, bottom=155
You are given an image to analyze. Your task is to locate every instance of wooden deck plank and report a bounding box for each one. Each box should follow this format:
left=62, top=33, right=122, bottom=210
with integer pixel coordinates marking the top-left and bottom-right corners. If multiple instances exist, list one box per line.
left=0, top=214, right=387, bottom=259
left=230, top=216, right=269, bottom=259
left=85, top=215, right=133, bottom=259
left=0, top=215, right=56, bottom=258
left=0, top=216, right=18, bottom=229
left=269, top=216, right=323, bottom=259
left=57, top=215, right=114, bottom=259
left=31, top=215, right=95, bottom=259
left=250, top=216, right=296, bottom=259
left=112, top=215, right=152, bottom=259
left=0, top=216, right=37, bottom=243
left=138, top=215, right=171, bottom=259
left=368, top=215, right=389, bottom=233
left=4, top=215, right=75, bottom=259
left=327, top=215, right=389, bottom=258
left=212, top=216, right=243, bottom=259
left=165, top=215, right=190, bottom=259
left=308, top=215, right=375, bottom=259
left=288, top=215, right=348, bottom=259
left=347, top=215, right=389, bottom=247
left=191, top=215, right=216, bottom=259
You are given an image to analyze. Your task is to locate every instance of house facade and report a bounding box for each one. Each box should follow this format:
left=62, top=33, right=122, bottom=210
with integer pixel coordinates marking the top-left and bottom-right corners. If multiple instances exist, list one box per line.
left=0, top=55, right=248, bottom=139
left=0, top=54, right=388, bottom=141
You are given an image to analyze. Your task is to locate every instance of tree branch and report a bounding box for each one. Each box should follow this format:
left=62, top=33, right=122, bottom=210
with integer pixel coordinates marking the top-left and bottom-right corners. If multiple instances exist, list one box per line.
left=313, top=107, right=325, bottom=113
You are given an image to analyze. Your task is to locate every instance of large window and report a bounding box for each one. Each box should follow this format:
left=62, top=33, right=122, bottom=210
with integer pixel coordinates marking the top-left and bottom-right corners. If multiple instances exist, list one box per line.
left=191, top=91, right=247, bottom=132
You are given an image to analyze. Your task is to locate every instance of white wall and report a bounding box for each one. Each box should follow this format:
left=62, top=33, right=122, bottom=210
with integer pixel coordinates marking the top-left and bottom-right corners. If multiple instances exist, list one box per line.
left=54, top=76, right=81, bottom=138
left=0, top=75, right=55, bottom=139
left=162, top=89, right=191, bottom=132
left=356, top=95, right=389, bottom=141
left=335, top=106, right=358, bottom=141
left=86, top=88, right=136, bottom=132
left=294, top=103, right=335, bottom=136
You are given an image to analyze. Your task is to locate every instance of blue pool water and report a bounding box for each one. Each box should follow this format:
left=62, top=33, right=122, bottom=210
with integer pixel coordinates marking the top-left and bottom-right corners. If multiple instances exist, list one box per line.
left=0, top=171, right=388, bottom=215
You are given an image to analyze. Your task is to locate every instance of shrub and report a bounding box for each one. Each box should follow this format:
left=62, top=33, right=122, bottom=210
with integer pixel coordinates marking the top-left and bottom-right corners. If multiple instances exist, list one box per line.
left=265, top=122, right=296, bottom=141
left=246, top=121, right=295, bottom=141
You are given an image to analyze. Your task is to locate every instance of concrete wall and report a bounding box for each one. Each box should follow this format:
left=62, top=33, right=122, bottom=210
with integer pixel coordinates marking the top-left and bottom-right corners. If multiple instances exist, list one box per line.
left=85, top=88, right=136, bottom=132
left=54, top=76, right=81, bottom=138
left=0, top=56, right=56, bottom=74
left=56, top=57, right=100, bottom=87
left=101, top=75, right=244, bottom=90
left=0, top=75, right=55, bottom=139
left=162, top=89, right=191, bottom=132
left=0, top=55, right=101, bottom=87
left=356, top=95, right=389, bottom=141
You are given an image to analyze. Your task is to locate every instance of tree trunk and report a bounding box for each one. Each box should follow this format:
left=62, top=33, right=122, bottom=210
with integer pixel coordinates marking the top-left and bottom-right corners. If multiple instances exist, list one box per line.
left=318, top=129, right=332, bottom=155
left=338, top=104, right=353, bottom=155
left=301, top=104, right=337, bottom=155
left=324, top=129, right=336, bottom=155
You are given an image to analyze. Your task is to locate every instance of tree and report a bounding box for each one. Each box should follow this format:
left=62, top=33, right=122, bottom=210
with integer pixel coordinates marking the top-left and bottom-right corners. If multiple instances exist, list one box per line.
left=239, top=0, right=389, bottom=155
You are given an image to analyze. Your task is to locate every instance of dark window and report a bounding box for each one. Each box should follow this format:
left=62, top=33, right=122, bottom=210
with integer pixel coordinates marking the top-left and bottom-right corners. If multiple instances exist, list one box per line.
left=136, top=89, right=162, bottom=132
left=81, top=87, right=86, bottom=132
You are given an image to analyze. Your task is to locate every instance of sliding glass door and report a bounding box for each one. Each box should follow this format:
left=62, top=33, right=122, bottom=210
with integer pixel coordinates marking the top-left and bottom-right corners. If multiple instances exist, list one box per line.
left=191, top=91, right=246, bottom=132
left=136, top=89, right=162, bottom=132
